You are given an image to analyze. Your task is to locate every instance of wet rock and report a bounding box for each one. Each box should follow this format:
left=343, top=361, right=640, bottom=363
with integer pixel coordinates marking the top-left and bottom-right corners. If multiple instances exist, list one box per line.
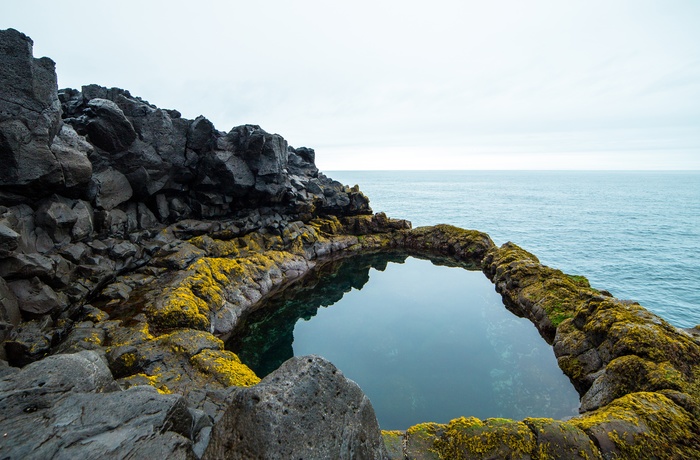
left=203, top=355, right=387, bottom=460
left=35, top=194, right=78, bottom=243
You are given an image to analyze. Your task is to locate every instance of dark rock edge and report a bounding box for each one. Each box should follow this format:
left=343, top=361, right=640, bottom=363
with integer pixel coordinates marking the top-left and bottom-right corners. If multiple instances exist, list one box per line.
left=1, top=27, right=700, bottom=459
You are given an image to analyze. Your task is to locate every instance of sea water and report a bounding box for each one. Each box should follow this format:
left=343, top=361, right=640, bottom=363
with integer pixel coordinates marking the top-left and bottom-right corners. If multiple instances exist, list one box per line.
left=231, top=254, right=580, bottom=429
left=329, top=171, right=700, bottom=328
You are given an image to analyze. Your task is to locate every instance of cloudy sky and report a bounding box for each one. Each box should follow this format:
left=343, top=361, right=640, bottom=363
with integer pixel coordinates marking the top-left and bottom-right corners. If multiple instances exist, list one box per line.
left=4, top=1, right=700, bottom=170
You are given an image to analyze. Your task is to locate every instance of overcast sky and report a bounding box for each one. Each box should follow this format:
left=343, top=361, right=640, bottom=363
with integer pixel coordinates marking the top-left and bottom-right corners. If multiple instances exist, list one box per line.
left=4, top=1, right=700, bottom=170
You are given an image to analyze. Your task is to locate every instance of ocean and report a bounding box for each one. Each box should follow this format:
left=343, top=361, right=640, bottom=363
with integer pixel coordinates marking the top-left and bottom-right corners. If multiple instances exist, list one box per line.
left=328, top=171, right=700, bottom=329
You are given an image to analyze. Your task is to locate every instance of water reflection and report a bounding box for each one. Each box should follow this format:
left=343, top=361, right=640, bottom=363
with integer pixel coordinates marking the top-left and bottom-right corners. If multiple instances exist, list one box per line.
left=227, top=253, right=580, bottom=429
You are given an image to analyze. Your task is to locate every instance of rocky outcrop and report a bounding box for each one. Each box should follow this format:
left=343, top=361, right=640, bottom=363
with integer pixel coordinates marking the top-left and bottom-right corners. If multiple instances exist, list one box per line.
left=0, top=350, right=197, bottom=459
left=0, top=29, right=62, bottom=197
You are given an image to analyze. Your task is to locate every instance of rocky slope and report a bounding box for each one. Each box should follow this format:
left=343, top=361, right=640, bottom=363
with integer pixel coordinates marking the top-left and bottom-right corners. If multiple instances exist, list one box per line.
left=2, top=27, right=700, bottom=459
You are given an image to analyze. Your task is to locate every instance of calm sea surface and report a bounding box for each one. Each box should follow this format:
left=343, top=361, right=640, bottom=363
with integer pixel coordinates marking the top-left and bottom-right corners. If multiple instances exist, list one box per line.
left=328, top=171, right=700, bottom=328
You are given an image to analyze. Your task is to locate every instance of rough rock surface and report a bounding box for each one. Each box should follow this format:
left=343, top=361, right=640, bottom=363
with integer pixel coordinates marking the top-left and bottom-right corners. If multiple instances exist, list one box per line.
left=0, top=350, right=196, bottom=460
left=204, top=355, right=388, bottom=460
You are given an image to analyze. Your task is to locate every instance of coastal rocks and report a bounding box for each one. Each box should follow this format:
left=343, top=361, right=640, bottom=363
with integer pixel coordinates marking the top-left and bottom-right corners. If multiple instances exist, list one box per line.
left=2, top=26, right=700, bottom=460
left=203, top=355, right=388, bottom=460
left=0, top=350, right=198, bottom=460
left=0, top=28, right=62, bottom=197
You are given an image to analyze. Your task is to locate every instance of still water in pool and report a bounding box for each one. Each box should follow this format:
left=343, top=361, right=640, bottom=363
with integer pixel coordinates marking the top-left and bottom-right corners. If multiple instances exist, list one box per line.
left=228, top=253, right=580, bottom=430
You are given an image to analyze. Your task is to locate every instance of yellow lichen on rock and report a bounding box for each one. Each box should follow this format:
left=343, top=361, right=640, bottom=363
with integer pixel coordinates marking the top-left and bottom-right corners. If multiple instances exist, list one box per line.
left=431, top=416, right=536, bottom=460
left=119, top=372, right=172, bottom=394
left=571, top=392, right=700, bottom=459
left=190, top=348, right=260, bottom=387
left=147, top=283, right=211, bottom=331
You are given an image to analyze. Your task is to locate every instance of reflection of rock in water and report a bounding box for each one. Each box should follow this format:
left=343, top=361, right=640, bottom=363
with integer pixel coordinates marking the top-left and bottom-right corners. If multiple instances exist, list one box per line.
left=227, top=252, right=408, bottom=377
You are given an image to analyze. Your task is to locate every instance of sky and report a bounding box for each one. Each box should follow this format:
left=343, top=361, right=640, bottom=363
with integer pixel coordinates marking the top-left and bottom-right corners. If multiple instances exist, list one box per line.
left=3, top=1, right=700, bottom=170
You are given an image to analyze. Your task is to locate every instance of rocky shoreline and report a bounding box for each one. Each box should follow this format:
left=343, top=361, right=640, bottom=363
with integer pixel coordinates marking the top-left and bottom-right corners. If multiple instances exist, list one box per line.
left=2, top=28, right=700, bottom=459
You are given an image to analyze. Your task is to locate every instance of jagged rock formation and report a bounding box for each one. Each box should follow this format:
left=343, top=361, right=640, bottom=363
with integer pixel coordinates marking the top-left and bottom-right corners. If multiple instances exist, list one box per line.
left=2, top=27, right=700, bottom=460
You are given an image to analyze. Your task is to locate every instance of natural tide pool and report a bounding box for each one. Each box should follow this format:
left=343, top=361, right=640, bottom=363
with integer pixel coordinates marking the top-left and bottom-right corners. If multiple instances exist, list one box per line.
left=227, top=253, right=580, bottom=430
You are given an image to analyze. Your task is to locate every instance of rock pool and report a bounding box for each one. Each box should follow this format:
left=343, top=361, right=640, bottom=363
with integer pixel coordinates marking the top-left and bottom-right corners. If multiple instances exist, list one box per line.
left=229, top=253, right=580, bottom=429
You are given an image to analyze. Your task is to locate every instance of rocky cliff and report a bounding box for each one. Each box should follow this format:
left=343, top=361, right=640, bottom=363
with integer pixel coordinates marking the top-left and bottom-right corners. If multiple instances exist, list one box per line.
left=2, top=28, right=700, bottom=460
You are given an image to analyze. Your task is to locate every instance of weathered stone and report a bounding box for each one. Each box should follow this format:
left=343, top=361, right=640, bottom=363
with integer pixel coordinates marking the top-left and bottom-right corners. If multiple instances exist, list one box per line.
left=71, top=199, right=94, bottom=240
left=523, top=418, right=601, bottom=460
left=8, top=277, right=65, bottom=315
left=187, top=115, right=215, bottom=153
left=0, top=222, right=20, bottom=255
left=0, top=28, right=63, bottom=195
left=3, top=318, right=53, bottom=366
left=0, top=252, right=55, bottom=281
left=50, top=123, right=93, bottom=189
left=138, top=202, right=159, bottom=229
left=82, top=98, right=137, bottom=153
left=0, top=351, right=197, bottom=460
left=90, top=168, right=133, bottom=211
left=0, top=277, right=20, bottom=359
left=203, top=355, right=387, bottom=460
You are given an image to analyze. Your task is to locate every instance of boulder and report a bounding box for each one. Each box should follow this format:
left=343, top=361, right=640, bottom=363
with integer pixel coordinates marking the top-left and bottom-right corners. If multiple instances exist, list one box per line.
left=203, top=355, right=388, bottom=460
left=50, top=124, right=93, bottom=190
left=0, top=222, right=20, bottom=255
left=81, top=98, right=137, bottom=153
left=8, top=276, right=65, bottom=315
left=187, top=116, right=215, bottom=153
left=90, top=168, right=133, bottom=211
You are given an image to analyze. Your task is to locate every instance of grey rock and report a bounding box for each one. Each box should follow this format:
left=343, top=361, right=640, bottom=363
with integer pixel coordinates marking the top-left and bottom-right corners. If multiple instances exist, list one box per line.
left=203, top=355, right=387, bottom=460
left=188, top=115, right=215, bottom=153
left=137, top=202, right=159, bottom=229
left=90, top=168, right=133, bottom=211
left=0, top=222, right=20, bottom=255
left=50, top=124, right=93, bottom=189
left=71, top=199, right=94, bottom=240
left=82, top=98, right=137, bottom=153
left=0, top=277, right=21, bottom=359
left=59, top=241, right=90, bottom=263
left=0, top=351, right=197, bottom=459
left=35, top=194, right=78, bottom=228
left=156, top=193, right=170, bottom=220
left=0, top=252, right=55, bottom=281
left=0, top=277, right=20, bottom=326
left=3, top=318, right=53, bottom=366
left=7, top=276, right=65, bottom=315
left=0, top=28, right=63, bottom=195
left=197, top=149, right=255, bottom=197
